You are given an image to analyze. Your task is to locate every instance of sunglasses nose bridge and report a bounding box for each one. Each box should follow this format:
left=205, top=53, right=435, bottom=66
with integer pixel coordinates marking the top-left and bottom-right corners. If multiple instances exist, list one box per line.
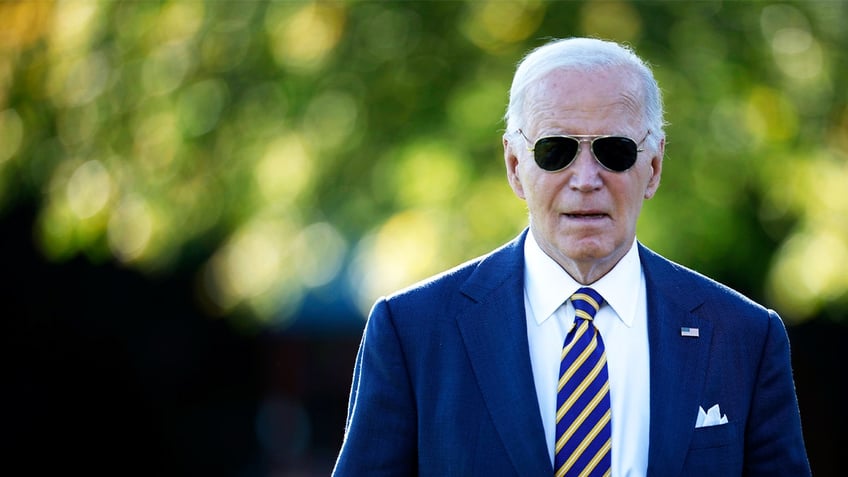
left=567, top=138, right=605, bottom=187
left=573, top=137, right=601, bottom=168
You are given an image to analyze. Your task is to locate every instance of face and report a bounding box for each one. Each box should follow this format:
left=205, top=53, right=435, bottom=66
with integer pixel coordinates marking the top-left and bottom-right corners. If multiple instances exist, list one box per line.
left=504, top=67, right=664, bottom=283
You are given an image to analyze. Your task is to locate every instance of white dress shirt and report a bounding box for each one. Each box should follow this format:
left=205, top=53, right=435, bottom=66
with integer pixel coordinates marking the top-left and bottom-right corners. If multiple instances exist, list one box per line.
left=524, top=230, right=650, bottom=476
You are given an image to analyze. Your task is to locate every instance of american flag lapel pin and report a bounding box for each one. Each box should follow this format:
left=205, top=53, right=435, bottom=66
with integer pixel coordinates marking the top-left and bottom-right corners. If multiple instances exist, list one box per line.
left=681, top=327, right=700, bottom=338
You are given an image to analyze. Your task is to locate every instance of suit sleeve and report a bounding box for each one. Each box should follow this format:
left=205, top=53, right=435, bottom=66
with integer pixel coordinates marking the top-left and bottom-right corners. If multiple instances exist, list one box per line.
left=332, top=298, right=417, bottom=476
left=743, top=310, right=811, bottom=476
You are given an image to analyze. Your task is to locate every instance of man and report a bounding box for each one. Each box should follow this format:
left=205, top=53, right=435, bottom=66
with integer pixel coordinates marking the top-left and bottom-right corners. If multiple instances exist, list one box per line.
left=333, top=37, right=810, bottom=476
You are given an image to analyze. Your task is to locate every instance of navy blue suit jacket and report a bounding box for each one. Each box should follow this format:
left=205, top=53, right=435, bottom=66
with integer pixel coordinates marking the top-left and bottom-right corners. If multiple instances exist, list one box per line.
left=333, top=231, right=810, bottom=476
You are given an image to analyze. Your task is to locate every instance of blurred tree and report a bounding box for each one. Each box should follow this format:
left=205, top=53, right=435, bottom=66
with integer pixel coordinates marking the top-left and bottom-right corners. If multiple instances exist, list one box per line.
left=1, top=0, right=846, bottom=330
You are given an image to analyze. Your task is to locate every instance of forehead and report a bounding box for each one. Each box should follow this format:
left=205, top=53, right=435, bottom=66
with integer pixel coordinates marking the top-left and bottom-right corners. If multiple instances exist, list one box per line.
left=523, top=67, right=643, bottom=134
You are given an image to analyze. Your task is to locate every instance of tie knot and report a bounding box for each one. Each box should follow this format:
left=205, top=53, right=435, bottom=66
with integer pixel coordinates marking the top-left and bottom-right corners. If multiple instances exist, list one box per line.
left=571, top=287, right=604, bottom=322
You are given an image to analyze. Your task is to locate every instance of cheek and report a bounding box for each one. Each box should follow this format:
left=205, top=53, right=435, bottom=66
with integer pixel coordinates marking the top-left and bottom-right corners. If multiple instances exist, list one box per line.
left=623, top=187, right=649, bottom=220
left=517, top=162, right=541, bottom=197
left=524, top=173, right=559, bottom=207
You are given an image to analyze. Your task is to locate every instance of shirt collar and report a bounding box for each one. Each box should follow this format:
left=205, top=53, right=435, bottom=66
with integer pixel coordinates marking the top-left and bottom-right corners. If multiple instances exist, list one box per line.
left=523, top=229, right=642, bottom=327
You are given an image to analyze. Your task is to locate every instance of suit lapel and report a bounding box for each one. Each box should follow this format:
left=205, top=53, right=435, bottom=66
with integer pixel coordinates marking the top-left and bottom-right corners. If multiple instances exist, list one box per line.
left=640, top=245, right=713, bottom=476
left=455, top=232, right=552, bottom=476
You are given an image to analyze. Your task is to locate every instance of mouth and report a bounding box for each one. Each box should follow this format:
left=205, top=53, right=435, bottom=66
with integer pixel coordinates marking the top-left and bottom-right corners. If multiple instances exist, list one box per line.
left=564, top=211, right=608, bottom=219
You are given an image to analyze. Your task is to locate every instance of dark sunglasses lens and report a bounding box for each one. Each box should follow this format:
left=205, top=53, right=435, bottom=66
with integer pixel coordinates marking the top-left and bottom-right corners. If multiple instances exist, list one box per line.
left=592, top=137, right=638, bottom=171
left=534, top=137, right=578, bottom=171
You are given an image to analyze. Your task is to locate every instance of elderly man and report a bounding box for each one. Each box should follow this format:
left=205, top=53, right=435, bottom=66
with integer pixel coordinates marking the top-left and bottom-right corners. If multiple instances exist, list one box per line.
left=333, top=37, right=810, bottom=476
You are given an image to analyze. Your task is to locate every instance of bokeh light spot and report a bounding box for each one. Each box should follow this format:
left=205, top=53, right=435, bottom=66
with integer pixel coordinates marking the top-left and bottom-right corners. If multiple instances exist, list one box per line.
left=155, top=1, right=206, bottom=45
left=50, top=51, right=110, bottom=107
left=744, top=87, right=798, bottom=145
left=463, top=176, right=528, bottom=247
left=142, top=43, right=192, bottom=97
left=394, top=141, right=468, bottom=207
left=225, top=226, right=283, bottom=299
left=448, top=79, right=510, bottom=138
left=66, top=160, right=112, bottom=220
left=293, top=222, right=348, bottom=288
left=108, top=195, right=154, bottom=263
left=0, top=108, right=23, bottom=163
left=133, top=108, right=180, bottom=175
left=349, top=209, right=447, bottom=316
left=301, top=90, right=360, bottom=151
left=178, top=79, right=229, bottom=137
left=203, top=218, right=306, bottom=321
left=772, top=29, right=823, bottom=82
left=580, top=0, right=642, bottom=42
left=266, top=2, right=346, bottom=72
left=48, top=0, right=101, bottom=54
left=463, top=0, right=544, bottom=53
left=760, top=4, right=823, bottom=82
left=768, top=228, right=848, bottom=322
left=255, top=134, right=314, bottom=203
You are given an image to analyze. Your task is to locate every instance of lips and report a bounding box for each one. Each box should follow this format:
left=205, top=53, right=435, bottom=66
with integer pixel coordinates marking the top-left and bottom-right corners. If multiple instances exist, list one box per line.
left=564, top=210, right=608, bottom=219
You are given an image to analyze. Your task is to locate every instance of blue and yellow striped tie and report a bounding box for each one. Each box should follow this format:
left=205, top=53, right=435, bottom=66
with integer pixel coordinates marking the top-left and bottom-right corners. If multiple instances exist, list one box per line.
left=555, top=287, right=612, bottom=477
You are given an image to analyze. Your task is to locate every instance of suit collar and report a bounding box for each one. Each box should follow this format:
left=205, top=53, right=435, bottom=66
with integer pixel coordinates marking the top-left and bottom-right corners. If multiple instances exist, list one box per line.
left=456, top=230, right=552, bottom=476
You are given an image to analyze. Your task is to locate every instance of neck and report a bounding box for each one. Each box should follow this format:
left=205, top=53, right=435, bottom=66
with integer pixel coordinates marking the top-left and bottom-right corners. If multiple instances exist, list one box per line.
left=530, top=233, right=633, bottom=285
left=559, top=258, right=617, bottom=285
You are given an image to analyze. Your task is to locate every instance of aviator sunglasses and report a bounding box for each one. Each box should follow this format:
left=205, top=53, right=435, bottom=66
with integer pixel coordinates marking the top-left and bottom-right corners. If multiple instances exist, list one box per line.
left=517, top=129, right=651, bottom=172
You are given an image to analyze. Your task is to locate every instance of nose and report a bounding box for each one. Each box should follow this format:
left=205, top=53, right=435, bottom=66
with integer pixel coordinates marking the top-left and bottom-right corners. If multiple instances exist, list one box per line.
left=567, top=140, right=604, bottom=191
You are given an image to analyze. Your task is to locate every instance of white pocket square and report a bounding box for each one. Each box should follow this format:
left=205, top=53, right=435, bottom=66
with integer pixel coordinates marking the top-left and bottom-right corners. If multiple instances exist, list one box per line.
left=696, top=404, right=728, bottom=428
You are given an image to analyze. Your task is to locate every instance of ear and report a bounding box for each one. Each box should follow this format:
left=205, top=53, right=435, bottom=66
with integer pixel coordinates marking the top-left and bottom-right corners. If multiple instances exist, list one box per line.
left=504, top=135, right=526, bottom=199
left=643, top=136, right=664, bottom=199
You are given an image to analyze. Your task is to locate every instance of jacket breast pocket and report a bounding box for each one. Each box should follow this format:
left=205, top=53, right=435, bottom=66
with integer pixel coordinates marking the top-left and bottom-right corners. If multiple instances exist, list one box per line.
left=682, top=421, right=743, bottom=475
left=689, top=421, right=739, bottom=449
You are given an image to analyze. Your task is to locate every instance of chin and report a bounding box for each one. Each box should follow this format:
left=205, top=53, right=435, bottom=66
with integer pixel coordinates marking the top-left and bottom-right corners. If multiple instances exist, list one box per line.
left=560, top=235, right=608, bottom=253
left=555, top=241, right=608, bottom=263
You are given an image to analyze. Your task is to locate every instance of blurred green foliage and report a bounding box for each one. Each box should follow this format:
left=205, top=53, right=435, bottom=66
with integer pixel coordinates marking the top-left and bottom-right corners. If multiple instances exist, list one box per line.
left=1, top=0, right=846, bottom=328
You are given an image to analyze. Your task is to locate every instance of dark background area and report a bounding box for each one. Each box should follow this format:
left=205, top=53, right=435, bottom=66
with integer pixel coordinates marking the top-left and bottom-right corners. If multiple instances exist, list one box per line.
left=3, top=202, right=359, bottom=476
left=3, top=200, right=845, bottom=476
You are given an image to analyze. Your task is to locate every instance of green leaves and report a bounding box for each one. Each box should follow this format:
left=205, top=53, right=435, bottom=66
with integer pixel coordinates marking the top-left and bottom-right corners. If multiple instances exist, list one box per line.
left=2, top=0, right=845, bottom=327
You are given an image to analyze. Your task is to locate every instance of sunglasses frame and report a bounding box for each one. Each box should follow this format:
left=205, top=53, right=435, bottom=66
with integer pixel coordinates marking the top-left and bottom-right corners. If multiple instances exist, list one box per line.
left=517, top=129, right=651, bottom=173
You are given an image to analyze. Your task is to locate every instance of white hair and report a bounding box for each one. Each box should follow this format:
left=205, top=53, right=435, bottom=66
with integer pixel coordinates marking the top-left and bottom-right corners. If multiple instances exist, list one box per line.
left=504, top=37, right=665, bottom=148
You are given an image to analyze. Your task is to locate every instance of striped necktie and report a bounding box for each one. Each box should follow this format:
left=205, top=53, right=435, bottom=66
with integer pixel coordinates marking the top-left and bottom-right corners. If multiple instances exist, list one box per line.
left=555, top=287, right=612, bottom=477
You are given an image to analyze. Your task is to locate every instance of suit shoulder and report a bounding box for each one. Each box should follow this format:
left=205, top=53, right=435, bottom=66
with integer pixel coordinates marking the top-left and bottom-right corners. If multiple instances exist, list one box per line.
left=639, top=244, right=775, bottom=322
